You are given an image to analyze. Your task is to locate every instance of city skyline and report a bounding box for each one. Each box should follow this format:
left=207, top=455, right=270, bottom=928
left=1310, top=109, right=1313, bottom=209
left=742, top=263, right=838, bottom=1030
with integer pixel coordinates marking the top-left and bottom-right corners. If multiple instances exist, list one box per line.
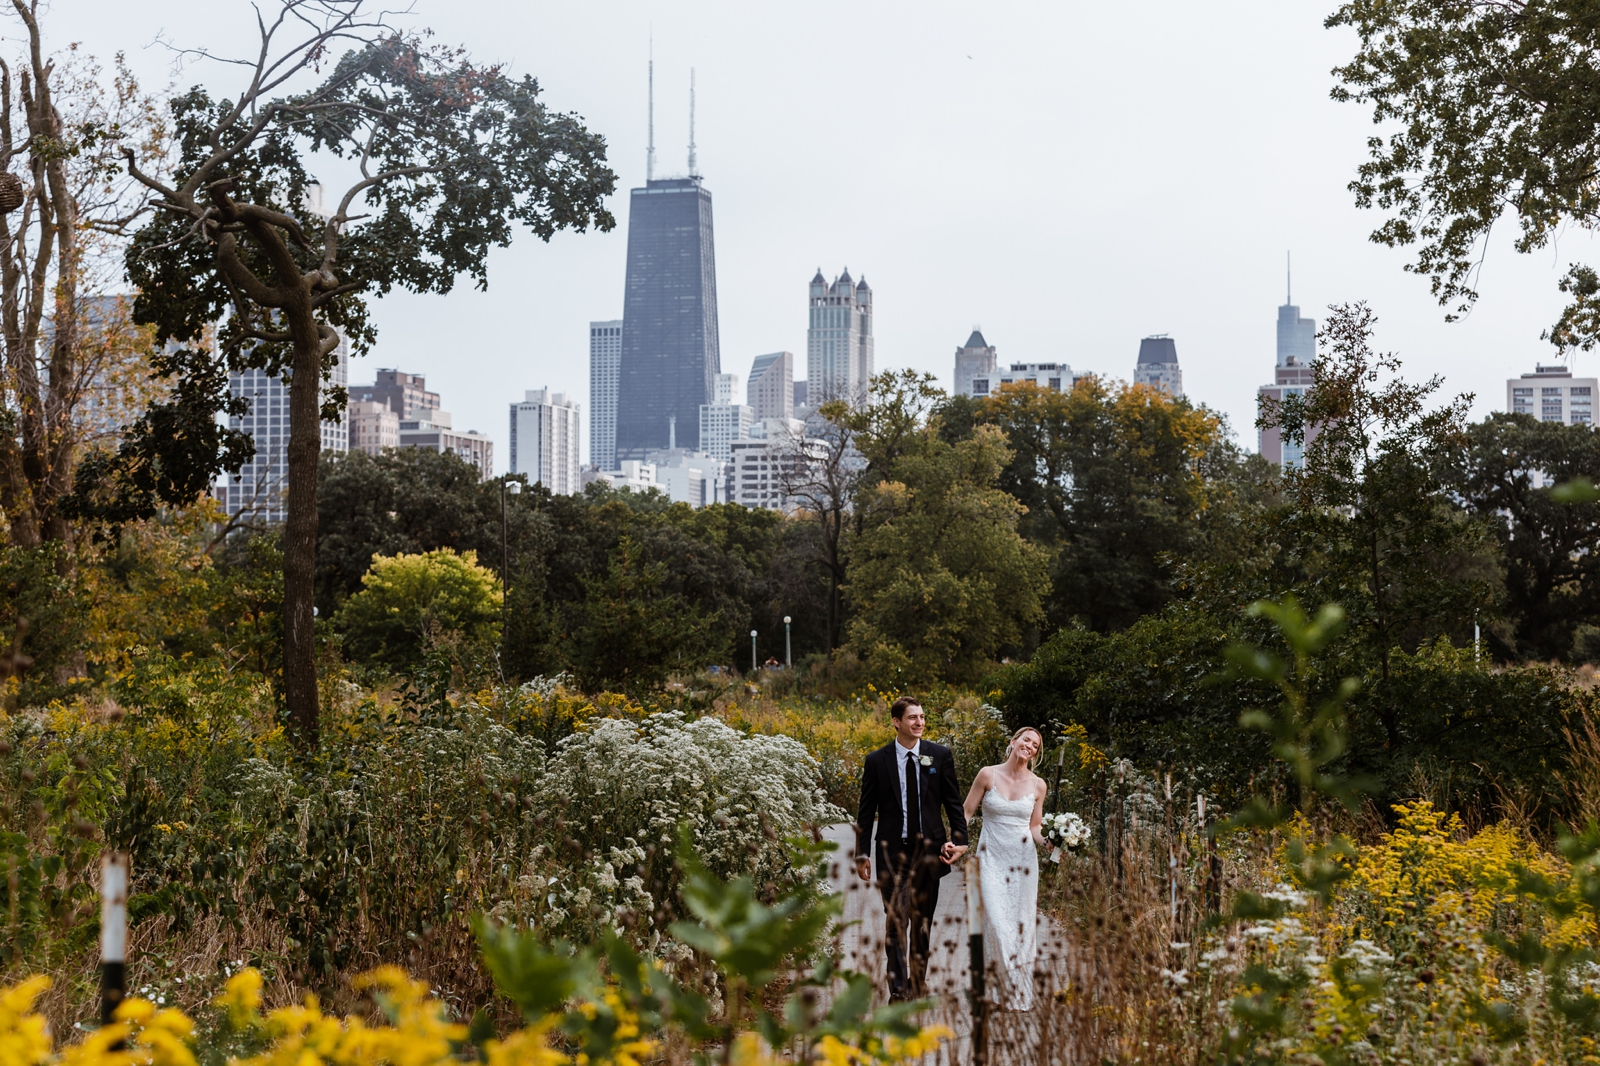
left=67, top=0, right=1600, bottom=476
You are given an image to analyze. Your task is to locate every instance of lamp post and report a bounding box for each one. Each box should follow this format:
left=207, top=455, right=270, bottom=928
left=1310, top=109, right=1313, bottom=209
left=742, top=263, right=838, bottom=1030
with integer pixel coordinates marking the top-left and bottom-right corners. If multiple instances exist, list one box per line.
left=750, top=629, right=758, bottom=674
left=502, top=477, right=521, bottom=619
left=783, top=615, right=792, bottom=669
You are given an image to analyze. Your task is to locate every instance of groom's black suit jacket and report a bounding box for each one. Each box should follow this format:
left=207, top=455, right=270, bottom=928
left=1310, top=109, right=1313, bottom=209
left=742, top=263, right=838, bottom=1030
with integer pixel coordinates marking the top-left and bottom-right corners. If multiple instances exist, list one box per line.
left=855, top=740, right=968, bottom=879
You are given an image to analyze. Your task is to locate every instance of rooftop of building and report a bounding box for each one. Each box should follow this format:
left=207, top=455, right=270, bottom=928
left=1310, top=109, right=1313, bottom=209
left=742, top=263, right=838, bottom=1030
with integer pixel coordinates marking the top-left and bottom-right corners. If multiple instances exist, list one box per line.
left=1138, top=336, right=1179, bottom=365
left=1521, top=364, right=1580, bottom=378
left=963, top=329, right=989, bottom=349
left=638, top=177, right=704, bottom=192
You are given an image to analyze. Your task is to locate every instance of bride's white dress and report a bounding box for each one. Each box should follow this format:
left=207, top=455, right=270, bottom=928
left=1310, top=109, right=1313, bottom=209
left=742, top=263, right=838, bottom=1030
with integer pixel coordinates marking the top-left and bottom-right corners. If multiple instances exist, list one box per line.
left=977, top=788, right=1040, bottom=1011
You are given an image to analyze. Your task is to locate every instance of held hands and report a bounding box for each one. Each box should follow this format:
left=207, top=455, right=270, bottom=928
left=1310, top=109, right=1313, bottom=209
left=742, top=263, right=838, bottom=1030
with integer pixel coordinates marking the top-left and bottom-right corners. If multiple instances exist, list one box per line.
left=941, top=842, right=969, bottom=864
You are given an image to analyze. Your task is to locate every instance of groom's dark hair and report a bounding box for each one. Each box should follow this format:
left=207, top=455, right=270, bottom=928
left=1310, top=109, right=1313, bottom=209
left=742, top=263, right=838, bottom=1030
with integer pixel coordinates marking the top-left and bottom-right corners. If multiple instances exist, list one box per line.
left=890, top=696, right=922, bottom=721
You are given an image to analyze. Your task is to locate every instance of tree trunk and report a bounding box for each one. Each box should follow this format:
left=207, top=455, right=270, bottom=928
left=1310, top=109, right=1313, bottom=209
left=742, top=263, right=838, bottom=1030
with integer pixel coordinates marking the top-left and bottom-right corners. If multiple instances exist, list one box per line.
left=282, top=308, right=324, bottom=745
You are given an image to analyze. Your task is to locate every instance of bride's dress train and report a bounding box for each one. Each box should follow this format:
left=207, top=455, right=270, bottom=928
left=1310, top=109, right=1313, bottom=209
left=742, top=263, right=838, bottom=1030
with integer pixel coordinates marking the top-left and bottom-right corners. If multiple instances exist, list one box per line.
left=977, top=789, right=1040, bottom=1011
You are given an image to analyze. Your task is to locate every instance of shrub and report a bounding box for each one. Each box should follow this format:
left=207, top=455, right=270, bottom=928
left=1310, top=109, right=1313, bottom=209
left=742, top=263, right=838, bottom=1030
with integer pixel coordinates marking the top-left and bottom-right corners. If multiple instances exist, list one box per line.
left=336, top=549, right=502, bottom=669
left=990, top=606, right=1592, bottom=820
left=507, top=712, right=845, bottom=945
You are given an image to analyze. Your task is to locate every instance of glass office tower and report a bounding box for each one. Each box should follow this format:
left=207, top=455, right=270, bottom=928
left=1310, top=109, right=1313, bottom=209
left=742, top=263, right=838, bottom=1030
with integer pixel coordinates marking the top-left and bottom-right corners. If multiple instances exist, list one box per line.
left=616, top=177, right=720, bottom=459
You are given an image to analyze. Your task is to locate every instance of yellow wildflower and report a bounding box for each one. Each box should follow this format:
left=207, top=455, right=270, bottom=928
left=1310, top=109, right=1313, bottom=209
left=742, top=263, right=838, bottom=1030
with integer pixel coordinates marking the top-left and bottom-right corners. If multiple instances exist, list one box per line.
left=485, top=1017, right=568, bottom=1066
left=216, top=969, right=263, bottom=1031
left=0, top=976, right=53, bottom=1066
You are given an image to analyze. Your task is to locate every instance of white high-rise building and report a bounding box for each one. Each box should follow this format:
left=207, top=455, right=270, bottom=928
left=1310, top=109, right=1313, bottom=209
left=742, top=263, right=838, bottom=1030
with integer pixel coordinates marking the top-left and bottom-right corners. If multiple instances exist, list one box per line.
left=1508, top=364, right=1597, bottom=425
left=219, top=330, right=349, bottom=522
left=971, top=360, right=1075, bottom=398
left=730, top=434, right=826, bottom=514
left=699, top=371, right=753, bottom=462
left=589, top=319, right=622, bottom=469
left=748, top=351, right=794, bottom=421
left=510, top=388, right=582, bottom=494
left=807, top=268, right=874, bottom=403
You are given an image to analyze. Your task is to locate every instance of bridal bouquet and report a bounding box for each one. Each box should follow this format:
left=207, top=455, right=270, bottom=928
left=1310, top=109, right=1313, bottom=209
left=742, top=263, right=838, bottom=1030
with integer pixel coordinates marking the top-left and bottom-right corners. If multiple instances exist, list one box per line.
left=1041, top=811, right=1090, bottom=863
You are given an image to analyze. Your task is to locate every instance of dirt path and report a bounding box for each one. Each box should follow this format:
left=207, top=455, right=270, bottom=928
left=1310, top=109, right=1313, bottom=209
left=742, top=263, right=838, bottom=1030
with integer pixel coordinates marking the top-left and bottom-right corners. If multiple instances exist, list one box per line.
left=820, top=824, right=1079, bottom=1065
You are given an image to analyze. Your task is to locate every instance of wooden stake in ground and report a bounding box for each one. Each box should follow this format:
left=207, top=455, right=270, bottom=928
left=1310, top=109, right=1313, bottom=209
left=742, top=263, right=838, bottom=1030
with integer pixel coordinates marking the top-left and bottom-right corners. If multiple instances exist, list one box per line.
left=100, top=852, right=128, bottom=1030
left=965, top=854, right=987, bottom=1066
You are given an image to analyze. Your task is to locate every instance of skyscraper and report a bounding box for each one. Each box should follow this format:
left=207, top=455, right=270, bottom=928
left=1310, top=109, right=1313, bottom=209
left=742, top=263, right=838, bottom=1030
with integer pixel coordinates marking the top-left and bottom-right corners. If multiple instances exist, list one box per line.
left=953, top=329, right=998, bottom=397
left=699, top=371, right=753, bottom=462
left=1259, top=260, right=1319, bottom=467
left=807, top=268, right=873, bottom=403
left=1277, top=284, right=1317, bottom=368
left=220, top=332, right=348, bottom=521
left=747, top=351, right=794, bottom=421
left=511, top=388, right=582, bottom=494
left=589, top=319, right=622, bottom=469
left=1133, top=336, right=1183, bottom=397
left=615, top=70, right=720, bottom=459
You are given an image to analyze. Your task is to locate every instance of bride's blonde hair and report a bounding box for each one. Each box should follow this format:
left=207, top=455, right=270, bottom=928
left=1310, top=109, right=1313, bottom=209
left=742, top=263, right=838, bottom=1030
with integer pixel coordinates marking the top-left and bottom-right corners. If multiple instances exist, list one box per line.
left=1005, top=726, right=1044, bottom=770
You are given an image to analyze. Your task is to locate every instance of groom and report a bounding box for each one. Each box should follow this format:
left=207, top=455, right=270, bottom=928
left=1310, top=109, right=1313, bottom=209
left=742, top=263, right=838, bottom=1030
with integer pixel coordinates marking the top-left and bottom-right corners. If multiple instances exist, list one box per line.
left=854, top=696, right=968, bottom=1001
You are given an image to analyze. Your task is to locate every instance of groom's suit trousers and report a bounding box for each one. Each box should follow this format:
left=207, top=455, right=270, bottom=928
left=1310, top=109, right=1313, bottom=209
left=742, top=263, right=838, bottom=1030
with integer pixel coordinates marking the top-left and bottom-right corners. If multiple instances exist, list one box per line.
left=876, top=838, right=942, bottom=999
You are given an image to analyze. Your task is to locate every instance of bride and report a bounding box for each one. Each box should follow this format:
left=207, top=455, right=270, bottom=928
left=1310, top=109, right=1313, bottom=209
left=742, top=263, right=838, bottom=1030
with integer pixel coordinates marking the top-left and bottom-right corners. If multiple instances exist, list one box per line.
left=962, top=726, right=1053, bottom=1011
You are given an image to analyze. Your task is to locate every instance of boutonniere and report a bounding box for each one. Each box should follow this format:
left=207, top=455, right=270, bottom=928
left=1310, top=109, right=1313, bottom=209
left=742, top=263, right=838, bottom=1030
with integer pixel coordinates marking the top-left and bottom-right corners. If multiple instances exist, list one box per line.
left=919, top=755, right=933, bottom=768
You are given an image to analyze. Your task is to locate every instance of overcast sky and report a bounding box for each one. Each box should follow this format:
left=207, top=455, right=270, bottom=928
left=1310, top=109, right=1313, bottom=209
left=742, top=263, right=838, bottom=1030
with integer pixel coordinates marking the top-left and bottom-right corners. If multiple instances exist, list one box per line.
left=50, top=0, right=1600, bottom=472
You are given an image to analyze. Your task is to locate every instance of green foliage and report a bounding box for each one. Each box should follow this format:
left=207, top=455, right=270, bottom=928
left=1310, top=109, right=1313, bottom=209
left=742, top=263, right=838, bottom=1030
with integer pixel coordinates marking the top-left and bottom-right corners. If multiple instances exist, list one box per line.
left=1263, top=304, right=1498, bottom=724
left=477, top=831, right=930, bottom=1066
left=1210, top=600, right=1369, bottom=1060
left=335, top=548, right=502, bottom=670
left=1223, top=597, right=1362, bottom=816
left=1454, top=413, right=1600, bottom=661
left=1328, top=0, right=1600, bottom=350
left=315, top=458, right=826, bottom=682
left=990, top=609, right=1279, bottom=805
left=976, top=375, right=1232, bottom=631
left=990, top=602, right=1587, bottom=818
left=846, top=420, right=1049, bottom=684
left=66, top=343, right=256, bottom=529
left=561, top=536, right=721, bottom=693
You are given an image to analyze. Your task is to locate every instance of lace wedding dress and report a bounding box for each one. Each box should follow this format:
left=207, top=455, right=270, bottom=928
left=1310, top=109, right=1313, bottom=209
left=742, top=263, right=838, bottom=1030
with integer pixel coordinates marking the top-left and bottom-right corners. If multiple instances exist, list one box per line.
left=977, top=789, right=1040, bottom=1011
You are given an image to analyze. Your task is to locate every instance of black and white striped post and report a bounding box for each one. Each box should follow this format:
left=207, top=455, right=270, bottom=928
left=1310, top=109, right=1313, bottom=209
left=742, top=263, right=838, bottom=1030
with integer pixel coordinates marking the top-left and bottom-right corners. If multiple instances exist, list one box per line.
left=965, top=854, right=987, bottom=1066
left=100, top=852, right=129, bottom=1030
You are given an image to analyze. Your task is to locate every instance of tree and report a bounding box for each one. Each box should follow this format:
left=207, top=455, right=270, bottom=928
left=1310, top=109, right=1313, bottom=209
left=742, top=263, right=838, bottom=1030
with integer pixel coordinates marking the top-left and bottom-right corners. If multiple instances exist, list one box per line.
left=114, top=0, right=615, bottom=741
left=773, top=412, right=856, bottom=654
left=335, top=548, right=501, bottom=670
left=774, top=369, right=947, bottom=656
left=1328, top=0, right=1600, bottom=350
left=0, top=6, right=167, bottom=553
left=1262, top=303, right=1497, bottom=743
left=1454, top=412, right=1600, bottom=660
left=314, top=448, right=542, bottom=614
left=561, top=535, right=719, bottom=694
left=979, top=377, right=1229, bottom=631
left=846, top=422, right=1049, bottom=684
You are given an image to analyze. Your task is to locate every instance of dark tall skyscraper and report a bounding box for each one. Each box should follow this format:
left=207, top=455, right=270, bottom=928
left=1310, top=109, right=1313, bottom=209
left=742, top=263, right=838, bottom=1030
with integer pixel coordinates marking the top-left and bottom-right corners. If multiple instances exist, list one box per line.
left=616, top=175, right=720, bottom=457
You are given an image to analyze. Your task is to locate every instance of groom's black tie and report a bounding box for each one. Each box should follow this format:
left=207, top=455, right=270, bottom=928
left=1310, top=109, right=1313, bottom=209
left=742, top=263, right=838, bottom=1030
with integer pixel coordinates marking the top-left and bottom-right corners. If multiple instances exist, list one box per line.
left=904, top=751, right=921, bottom=843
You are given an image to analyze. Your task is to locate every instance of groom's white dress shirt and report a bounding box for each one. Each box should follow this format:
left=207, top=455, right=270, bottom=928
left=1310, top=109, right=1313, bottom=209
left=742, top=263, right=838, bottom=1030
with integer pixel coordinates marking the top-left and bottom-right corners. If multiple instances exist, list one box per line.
left=894, top=738, right=920, bottom=840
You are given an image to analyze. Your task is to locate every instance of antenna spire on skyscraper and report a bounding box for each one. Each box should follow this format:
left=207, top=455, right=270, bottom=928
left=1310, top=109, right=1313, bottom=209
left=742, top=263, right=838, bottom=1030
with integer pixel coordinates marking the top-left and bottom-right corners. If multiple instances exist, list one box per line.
left=646, top=34, right=656, bottom=181
left=688, top=68, right=698, bottom=178
left=1286, top=250, right=1292, bottom=305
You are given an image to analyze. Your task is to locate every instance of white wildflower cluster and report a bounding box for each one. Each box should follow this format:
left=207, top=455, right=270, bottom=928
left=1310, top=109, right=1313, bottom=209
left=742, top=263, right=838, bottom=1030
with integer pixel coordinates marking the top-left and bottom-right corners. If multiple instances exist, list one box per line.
left=231, top=757, right=294, bottom=814
left=1040, top=811, right=1090, bottom=863
left=518, top=673, right=573, bottom=700
left=1238, top=886, right=1323, bottom=979
left=527, top=712, right=846, bottom=940
left=1339, top=938, right=1393, bottom=970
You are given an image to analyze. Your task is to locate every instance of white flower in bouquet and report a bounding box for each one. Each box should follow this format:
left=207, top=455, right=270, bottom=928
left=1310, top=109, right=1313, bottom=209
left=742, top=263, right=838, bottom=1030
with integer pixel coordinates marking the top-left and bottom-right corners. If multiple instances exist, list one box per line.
left=1041, top=811, right=1090, bottom=863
